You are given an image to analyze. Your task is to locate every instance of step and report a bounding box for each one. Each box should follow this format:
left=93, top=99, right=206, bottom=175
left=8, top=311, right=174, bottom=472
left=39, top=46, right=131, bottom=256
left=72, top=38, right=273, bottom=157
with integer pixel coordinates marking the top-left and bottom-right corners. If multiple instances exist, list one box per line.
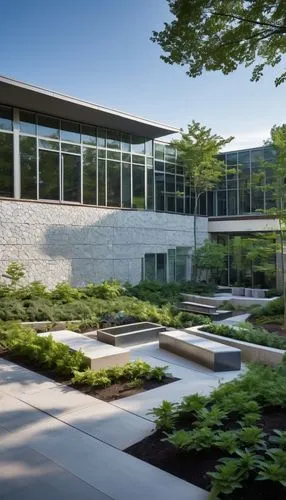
left=39, top=330, right=130, bottom=370
left=180, top=301, right=217, bottom=314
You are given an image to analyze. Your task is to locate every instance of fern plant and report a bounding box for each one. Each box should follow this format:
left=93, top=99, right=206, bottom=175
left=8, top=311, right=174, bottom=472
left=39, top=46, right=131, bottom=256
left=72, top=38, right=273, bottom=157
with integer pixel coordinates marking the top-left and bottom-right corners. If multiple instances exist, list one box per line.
left=178, top=393, right=208, bottom=415
left=166, top=427, right=215, bottom=452
left=237, top=426, right=266, bottom=450
left=194, top=406, right=228, bottom=428
left=269, top=430, right=286, bottom=450
left=147, top=400, right=178, bottom=432
left=214, top=430, right=239, bottom=454
left=257, top=448, right=286, bottom=486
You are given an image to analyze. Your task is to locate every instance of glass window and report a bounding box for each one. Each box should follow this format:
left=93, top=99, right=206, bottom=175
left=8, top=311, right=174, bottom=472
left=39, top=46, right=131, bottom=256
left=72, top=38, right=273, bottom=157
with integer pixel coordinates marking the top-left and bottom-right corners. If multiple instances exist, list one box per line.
left=157, top=253, right=167, bottom=283
left=155, top=172, right=164, bottom=211
left=20, top=111, right=36, bottom=135
left=62, top=154, right=81, bottom=202
left=176, top=177, right=184, bottom=213
left=226, top=152, right=237, bottom=165
left=147, top=157, right=153, bottom=166
left=61, top=121, right=80, bottom=143
left=166, top=162, right=175, bottom=173
left=98, top=159, right=106, bottom=205
left=107, top=130, right=120, bottom=149
left=208, top=191, right=214, bottom=216
left=165, top=145, right=176, bottom=163
left=38, top=115, right=59, bottom=139
left=155, top=142, right=164, bottom=160
left=98, top=148, right=106, bottom=159
left=238, top=151, right=250, bottom=166
left=98, top=128, right=106, bottom=147
left=145, top=254, right=156, bottom=281
left=217, top=190, right=227, bottom=215
left=176, top=247, right=189, bottom=281
left=165, top=173, right=175, bottom=193
left=20, top=136, right=37, bottom=199
left=239, top=188, right=250, bottom=214
left=251, top=149, right=264, bottom=169
left=145, top=140, right=153, bottom=156
left=155, top=160, right=164, bottom=172
left=122, top=152, right=131, bottom=163
left=121, top=133, right=131, bottom=152
left=39, top=150, right=59, bottom=200
left=107, top=150, right=121, bottom=160
left=132, top=136, right=145, bottom=154
left=251, top=188, right=264, bottom=212
left=132, top=154, right=145, bottom=165
left=82, top=125, right=97, bottom=146
left=228, top=190, right=237, bottom=215
left=0, top=106, right=12, bottom=131
left=168, top=249, right=176, bottom=282
left=0, top=132, right=13, bottom=197
left=107, top=160, right=120, bottom=207
left=147, top=165, right=154, bottom=210
left=122, top=163, right=131, bottom=208
left=61, top=143, right=81, bottom=154
left=83, top=147, right=97, bottom=205
left=38, top=139, right=59, bottom=150
left=132, top=164, right=145, bottom=208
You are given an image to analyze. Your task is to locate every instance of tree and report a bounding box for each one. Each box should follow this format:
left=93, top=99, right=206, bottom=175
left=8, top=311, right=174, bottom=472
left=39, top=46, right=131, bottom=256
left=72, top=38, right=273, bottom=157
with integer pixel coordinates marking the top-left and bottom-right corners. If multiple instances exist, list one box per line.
left=254, top=124, right=286, bottom=328
left=192, top=240, right=227, bottom=282
left=151, top=1, right=286, bottom=86
left=171, top=121, right=233, bottom=280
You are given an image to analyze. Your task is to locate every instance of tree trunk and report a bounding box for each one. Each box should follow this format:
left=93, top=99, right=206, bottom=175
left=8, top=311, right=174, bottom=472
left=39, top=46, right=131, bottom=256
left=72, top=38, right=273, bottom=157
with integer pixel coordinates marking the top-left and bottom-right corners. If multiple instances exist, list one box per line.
left=193, top=194, right=198, bottom=282
left=278, top=219, right=286, bottom=330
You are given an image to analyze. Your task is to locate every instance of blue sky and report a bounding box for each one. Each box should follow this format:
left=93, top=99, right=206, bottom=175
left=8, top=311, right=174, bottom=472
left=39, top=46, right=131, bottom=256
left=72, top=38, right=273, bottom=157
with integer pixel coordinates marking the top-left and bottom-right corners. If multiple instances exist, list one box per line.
left=1, top=0, right=285, bottom=149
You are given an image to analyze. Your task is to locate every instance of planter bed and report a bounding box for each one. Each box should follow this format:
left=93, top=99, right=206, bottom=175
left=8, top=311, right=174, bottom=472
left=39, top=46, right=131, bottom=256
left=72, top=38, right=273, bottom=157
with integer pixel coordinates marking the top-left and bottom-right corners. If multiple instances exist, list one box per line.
left=0, top=351, right=179, bottom=402
left=97, top=322, right=166, bottom=347
left=126, top=405, right=286, bottom=500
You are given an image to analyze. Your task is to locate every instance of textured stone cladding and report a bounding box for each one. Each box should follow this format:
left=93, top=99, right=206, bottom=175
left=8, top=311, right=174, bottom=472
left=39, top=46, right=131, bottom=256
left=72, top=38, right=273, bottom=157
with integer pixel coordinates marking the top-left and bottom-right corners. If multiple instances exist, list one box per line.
left=0, top=200, right=208, bottom=287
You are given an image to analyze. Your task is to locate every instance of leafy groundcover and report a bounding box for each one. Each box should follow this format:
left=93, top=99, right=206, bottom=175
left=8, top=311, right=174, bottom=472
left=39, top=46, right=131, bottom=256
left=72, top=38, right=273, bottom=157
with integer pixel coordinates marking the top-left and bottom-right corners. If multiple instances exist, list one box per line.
left=126, top=362, right=286, bottom=499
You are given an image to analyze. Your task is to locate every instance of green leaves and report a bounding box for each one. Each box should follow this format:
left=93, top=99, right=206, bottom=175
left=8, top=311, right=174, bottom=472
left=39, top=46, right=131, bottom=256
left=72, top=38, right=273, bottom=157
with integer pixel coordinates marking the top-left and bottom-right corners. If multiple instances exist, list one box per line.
left=166, top=426, right=215, bottom=452
left=257, top=449, right=286, bottom=486
left=148, top=400, right=178, bottom=432
left=151, top=0, right=286, bottom=86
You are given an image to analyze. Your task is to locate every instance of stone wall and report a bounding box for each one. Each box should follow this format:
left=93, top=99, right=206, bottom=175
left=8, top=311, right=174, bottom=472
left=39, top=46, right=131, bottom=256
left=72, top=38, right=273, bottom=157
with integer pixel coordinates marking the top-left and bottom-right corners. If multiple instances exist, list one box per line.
left=0, top=200, right=208, bottom=287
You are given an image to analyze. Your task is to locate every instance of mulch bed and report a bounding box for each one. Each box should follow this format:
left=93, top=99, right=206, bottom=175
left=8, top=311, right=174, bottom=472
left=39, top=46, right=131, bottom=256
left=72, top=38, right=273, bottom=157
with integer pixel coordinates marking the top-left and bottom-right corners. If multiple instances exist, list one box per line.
left=125, top=406, right=286, bottom=499
left=0, top=351, right=179, bottom=402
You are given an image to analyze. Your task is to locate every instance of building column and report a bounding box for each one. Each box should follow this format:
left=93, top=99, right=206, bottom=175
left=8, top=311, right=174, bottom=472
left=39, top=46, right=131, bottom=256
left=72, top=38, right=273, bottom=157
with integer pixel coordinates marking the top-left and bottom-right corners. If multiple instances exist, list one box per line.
left=13, top=108, right=20, bottom=199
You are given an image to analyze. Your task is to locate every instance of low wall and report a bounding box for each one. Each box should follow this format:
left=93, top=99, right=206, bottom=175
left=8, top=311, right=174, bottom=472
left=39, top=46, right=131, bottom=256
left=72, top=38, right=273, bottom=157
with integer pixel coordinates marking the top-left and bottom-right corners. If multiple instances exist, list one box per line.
left=185, top=326, right=285, bottom=366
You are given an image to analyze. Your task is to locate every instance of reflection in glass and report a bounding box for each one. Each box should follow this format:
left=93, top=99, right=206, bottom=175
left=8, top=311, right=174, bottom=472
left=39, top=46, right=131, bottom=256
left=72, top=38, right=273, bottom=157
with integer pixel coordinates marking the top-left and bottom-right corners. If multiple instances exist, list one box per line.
left=122, top=152, right=131, bottom=162
left=98, top=128, right=106, bottom=147
left=62, top=154, right=81, bottom=202
left=107, top=150, right=121, bottom=160
left=61, top=121, right=80, bottom=143
left=132, top=154, right=145, bottom=165
left=121, top=133, right=131, bottom=152
left=175, top=247, right=189, bottom=281
left=20, top=136, right=37, bottom=199
left=122, top=163, right=131, bottom=208
left=38, top=116, right=59, bottom=139
left=107, top=130, right=120, bottom=149
left=132, top=164, right=145, bottom=208
left=98, top=159, right=106, bottom=205
left=0, top=132, right=13, bottom=196
left=0, top=106, right=12, bottom=131
left=157, top=253, right=167, bottom=282
left=155, top=172, right=164, bottom=211
left=155, top=143, right=164, bottom=160
left=83, top=147, right=97, bottom=205
left=168, top=249, right=176, bottom=282
left=107, top=161, right=120, bottom=207
left=20, top=111, right=36, bottom=135
left=39, top=150, right=59, bottom=199
left=155, top=161, right=164, bottom=172
left=82, top=125, right=97, bottom=146
left=132, top=136, right=145, bottom=154
left=145, top=140, right=153, bottom=156
left=61, top=143, right=81, bottom=154
left=145, top=254, right=156, bottom=280
left=39, top=139, right=59, bottom=150
left=147, top=166, right=154, bottom=210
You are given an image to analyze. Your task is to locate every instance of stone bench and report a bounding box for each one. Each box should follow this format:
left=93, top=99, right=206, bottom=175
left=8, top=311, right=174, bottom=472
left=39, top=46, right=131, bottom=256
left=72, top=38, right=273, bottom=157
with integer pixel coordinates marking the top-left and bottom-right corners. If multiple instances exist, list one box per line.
left=159, top=330, right=241, bottom=372
left=39, top=330, right=129, bottom=371
left=180, top=301, right=217, bottom=315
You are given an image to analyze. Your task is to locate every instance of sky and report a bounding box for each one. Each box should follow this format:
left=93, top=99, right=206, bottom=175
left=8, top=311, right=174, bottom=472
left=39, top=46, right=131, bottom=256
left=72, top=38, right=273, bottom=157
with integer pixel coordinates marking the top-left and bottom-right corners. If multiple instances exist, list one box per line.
left=1, top=0, right=285, bottom=150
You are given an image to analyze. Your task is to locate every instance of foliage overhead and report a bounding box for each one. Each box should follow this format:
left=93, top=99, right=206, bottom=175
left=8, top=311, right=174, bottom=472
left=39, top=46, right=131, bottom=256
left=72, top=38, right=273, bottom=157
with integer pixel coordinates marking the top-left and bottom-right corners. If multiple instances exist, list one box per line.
left=151, top=0, right=286, bottom=86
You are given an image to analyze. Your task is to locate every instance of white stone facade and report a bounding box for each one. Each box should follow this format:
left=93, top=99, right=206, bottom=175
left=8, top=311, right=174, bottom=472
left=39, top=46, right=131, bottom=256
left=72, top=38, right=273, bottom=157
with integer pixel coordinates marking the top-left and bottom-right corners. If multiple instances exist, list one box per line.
left=0, top=200, right=208, bottom=287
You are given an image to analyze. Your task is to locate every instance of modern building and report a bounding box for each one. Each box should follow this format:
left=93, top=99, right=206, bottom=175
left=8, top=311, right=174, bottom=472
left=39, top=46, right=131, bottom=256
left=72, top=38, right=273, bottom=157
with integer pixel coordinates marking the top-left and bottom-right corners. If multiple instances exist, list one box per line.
left=0, top=76, right=281, bottom=287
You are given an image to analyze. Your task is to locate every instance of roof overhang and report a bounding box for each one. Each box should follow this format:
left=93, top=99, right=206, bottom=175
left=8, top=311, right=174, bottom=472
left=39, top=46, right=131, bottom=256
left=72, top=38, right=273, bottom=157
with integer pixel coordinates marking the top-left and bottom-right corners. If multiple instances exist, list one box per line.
left=0, top=75, right=179, bottom=139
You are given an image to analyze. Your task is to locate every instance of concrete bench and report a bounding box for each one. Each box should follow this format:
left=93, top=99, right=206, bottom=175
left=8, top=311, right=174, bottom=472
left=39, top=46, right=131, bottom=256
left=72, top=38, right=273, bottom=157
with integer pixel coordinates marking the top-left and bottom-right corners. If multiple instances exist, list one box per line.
left=159, top=330, right=241, bottom=372
left=39, top=330, right=129, bottom=371
left=180, top=301, right=217, bottom=315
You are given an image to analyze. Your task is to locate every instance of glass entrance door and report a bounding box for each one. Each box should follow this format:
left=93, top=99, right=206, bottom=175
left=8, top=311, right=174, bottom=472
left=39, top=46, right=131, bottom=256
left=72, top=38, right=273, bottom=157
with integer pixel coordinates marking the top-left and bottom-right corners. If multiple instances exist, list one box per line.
left=61, top=153, right=81, bottom=202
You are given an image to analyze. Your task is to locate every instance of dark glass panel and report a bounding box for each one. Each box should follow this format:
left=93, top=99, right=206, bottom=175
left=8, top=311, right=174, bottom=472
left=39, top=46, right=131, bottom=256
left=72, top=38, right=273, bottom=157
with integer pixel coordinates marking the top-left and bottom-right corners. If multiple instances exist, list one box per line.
left=168, top=249, right=176, bottom=282
left=61, top=143, right=80, bottom=154
left=62, top=154, right=81, bottom=202
left=217, top=190, right=227, bottom=215
left=251, top=149, right=264, bottom=169
left=238, top=151, right=250, bottom=166
left=199, top=192, right=207, bottom=215
left=107, top=150, right=121, bottom=160
left=39, top=150, right=59, bottom=200
left=155, top=160, right=164, bottom=172
left=165, top=163, right=175, bottom=173
left=82, top=125, right=97, bottom=146
left=83, top=147, right=97, bottom=205
left=132, top=154, right=145, bottom=165
left=176, top=177, right=184, bottom=213
left=0, top=132, right=13, bottom=197
left=97, top=128, right=106, bottom=147
left=98, top=149, right=106, bottom=159
left=226, top=152, right=237, bottom=165
left=239, top=189, right=250, bottom=214
left=145, top=140, right=153, bottom=156
left=165, top=145, right=176, bottom=163
left=122, top=162, right=131, bottom=207
left=157, top=253, right=167, bottom=283
left=155, top=172, right=164, bottom=211
left=154, top=142, right=164, bottom=160
left=251, top=188, right=264, bottom=213
left=20, top=111, right=36, bottom=135
left=147, top=166, right=154, bottom=210
left=227, top=189, right=237, bottom=215
left=98, top=159, right=106, bottom=205
left=175, top=247, right=189, bottom=281
left=20, top=136, right=37, bottom=199
left=38, top=139, right=59, bottom=151
left=107, top=160, right=120, bottom=207
left=132, top=136, right=145, bottom=154
left=61, top=121, right=80, bottom=143
left=165, top=173, right=175, bottom=193
left=107, top=130, right=120, bottom=149
left=132, top=164, right=145, bottom=208
left=122, top=152, right=131, bottom=163
left=38, top=116, right=59, bottom=139
left=0, top=106, right=12, bottom=131
left=145, top=254, right=156, bottom=280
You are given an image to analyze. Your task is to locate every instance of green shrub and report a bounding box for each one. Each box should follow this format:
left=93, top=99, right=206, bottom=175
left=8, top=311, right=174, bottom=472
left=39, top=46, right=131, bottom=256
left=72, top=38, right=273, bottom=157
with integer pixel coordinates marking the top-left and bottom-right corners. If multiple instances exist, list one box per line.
left=202, top=321, right=286, bottom=350
left=147, top=400, right=178, bottom=431
left=51, top=282, right=83, bottom=303
left=166, top=427, right=216, bottom=452
left=82, top=280, right=125, bottom=299
left=251, top=296, right=284, bottom=318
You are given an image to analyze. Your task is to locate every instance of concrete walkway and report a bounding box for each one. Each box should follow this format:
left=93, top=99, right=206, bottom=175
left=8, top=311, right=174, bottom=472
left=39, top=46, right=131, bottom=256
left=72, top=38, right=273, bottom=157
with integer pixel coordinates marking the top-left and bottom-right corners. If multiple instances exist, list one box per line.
left=0, top=344, right=243, bottom=500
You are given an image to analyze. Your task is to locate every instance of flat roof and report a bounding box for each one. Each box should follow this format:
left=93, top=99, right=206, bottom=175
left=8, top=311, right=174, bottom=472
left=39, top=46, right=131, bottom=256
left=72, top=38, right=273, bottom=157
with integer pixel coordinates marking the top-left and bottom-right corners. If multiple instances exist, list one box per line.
left=0, top=75, right=179, bottom=139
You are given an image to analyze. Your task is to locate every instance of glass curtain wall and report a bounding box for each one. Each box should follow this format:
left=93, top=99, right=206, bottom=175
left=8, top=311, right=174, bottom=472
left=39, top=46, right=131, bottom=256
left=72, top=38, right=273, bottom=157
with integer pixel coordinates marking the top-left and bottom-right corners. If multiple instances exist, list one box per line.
left=143, top=247, right=190, bottom=283
left=0, top=106, right=14, bottom=197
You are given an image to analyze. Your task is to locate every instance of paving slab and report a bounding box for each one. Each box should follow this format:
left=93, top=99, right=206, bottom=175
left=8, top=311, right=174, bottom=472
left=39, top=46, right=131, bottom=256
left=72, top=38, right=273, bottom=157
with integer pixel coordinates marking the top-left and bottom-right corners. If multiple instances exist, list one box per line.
left=0, top=359, right=59, bottom=397
left=1, top=396, right=207, bottom=500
